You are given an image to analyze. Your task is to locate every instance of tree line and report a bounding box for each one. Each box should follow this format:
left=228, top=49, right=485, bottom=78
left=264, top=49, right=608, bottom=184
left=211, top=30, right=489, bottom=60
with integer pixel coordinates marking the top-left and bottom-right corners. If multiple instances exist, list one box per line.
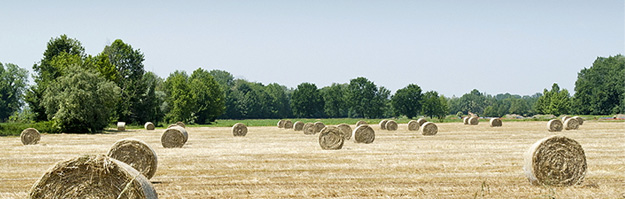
left=0, top=35, right=623, bottom=133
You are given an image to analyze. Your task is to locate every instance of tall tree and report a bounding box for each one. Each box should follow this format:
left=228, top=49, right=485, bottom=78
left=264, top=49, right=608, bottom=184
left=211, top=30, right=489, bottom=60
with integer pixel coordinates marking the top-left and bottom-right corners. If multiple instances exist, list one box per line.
left=321, top=83, right=348, bottom=118
left=26, top=35, right=85, bottom=121
left=391, top=84, right=423, bottom=119
left=42, top=65, right=120, bottom=133
left=345, top=77, right=388, bottom=118
left=534, top=83, right=571, bottom=116
left=573, top=55, right=625, bottom=114
left=0, top=62, right=28, bottom=122
left=421, top=91, right=447, bottom=119
left=137, top=72, right=165, bottom=125
left=291, top=82, right=324, bottom=118
left=265, top=83, right=291, bottom=118
left=163, top=71, right=194, bottom=123
left=189, top=68, right=225, bottom=123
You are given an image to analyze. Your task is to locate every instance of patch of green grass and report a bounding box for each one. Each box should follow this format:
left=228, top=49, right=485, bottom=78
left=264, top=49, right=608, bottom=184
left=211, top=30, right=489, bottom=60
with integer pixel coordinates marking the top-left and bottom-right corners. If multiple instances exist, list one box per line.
left=0, top=121, right=61, bottom=136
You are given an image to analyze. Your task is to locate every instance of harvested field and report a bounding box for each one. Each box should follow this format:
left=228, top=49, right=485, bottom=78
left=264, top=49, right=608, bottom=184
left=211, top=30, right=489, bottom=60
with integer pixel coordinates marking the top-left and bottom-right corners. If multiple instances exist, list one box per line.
left=0, top=121, right=623, bottom=198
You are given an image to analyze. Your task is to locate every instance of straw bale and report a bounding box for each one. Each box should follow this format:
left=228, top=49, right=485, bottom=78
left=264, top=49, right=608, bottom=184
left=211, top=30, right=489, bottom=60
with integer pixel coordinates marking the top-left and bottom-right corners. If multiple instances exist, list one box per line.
left=20, top=128, right=40, bottom=145
left=318, top=126, right=344, bottom=150
left=107, top=138, right=158, bottom=179
left=523, top=136, right=586, bottom=186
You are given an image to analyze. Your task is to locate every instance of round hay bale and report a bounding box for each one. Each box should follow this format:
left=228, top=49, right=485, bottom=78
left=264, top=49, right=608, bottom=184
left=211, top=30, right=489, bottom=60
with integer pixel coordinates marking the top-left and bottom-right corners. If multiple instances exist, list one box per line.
left=29, top=154, right=158, bottom=199
left=277, top=120, right=285, bottom=128
left=353, top=125, right=375, bottom=144
left=547, top=119, right=563, bottom=132
left=232, top=123, right=247, bottom=137
left=385, top=120, right=398, bottom=131
left=318, top=126, right=344, bottom=150
left=561, top=116, right=571, bottom=122
left=468, top=117, right=479, bottom=125
left=175, top=121, right=186, bottom=128
left=20, top=128, right=40, bottom=145
left=489, top=118, right=503, bottom=127
left=337, top=123, right=352, bottom=140
left=523, top=136, right=587, bottom=186
left=564, top=118, right=579, bottom=130
left=463, top=117, right=469, bottom=125
left=167, top=124, right=179, bottom=129
left=407, top=120, right=419, bottom=131
left=313, top=122, right=325, bottom=134
left=144, top=122, right=155, bottom=130
left=117, top=122, right=126, bottom=131
left=283, top=120, right=293, bottom=129
left=572, top=116, right=583, bottom=125
left=356, top=120, right=367, bottom=126
left=420, top=122, right=438, bottom=136
left=379, top=120, right=388, bottom=130
left=107, top=138, right=158, bottom=179
left=293, top=121, right=304, bottom=131
left=161, top=126, right=188, bottom=148
left=416, top=118, right=427, bottom=126
left=303, top=122, right=315, bottom=135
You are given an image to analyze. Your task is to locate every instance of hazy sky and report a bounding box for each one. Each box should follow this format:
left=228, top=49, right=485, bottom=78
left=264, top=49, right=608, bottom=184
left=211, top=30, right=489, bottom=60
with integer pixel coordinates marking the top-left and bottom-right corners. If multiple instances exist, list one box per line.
left=1, top=1, right=623, bottom=97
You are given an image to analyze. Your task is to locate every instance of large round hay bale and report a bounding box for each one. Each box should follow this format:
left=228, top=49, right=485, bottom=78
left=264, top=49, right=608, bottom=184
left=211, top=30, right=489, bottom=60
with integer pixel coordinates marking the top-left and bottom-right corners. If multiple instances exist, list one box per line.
left=21, top=128, right=41, bottom=145
left=318, top=126, right=344, bottom=150
left=489, top=118, right=503, bottom=127
left=356, top=120, right=367, bottom=127
left=572, top=116, right=583, bottom=125
left=232, top=123, right=248, bottom=137
left=561, top=116, right=571, bottom=122
left=337, top=123, right=352, bottom=140
left=29, top=154, right=158, bottom=199
left=379, top=120, right=388, bottom=130
left=117, top=122, right=126, bottom=131
left=523, top=136, right=586, bottom=186
left=385, top=120, right=398, bottom=131
left=420, top=122, right=438, bottom=136
left=303, top=123, right=315, bottom=135
left=407, top=120, right=419, bottom=131
left=175, top=121, right=186, bottom=128
left=161, top=126, right=188, bottom=148
left=144, top=122, right=155, bottom=130
left=107, top=138, right=158, bottom=179
left=564, top=118, right=579, bottom=130
left=416, top=118, right=427, bottom=126
left=277, top=120, right=285, bottom=128
left=353, top=125, right=375, bottom=144
left=463, top=117, right=469, bottom=125
left=283, top=120, right=293, bottom=129
left=313, top=122, right=325, bottom=134
left=293, top=121, right=304, bottom=131
left=468, top=117, right=479, bottom=125
left=547, top=119, right=563, bottom=132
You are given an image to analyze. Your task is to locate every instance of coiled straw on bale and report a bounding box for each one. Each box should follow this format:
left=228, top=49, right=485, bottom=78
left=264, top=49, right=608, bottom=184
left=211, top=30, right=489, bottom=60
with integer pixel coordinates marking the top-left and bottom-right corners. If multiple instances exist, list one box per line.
left=21, top=128, right=40, bottom=145
left=356, top=120, right=367, bottom=127
left=277, top=120, right=285, bottom=128
left=379, top=120, right=388, bottom=130
left=468, top=117, right=479, bottom=125
left=416, top=118, right=427, bottom=126
left=232, top=123, right=248, bottom=137
left=117, top=122, right=126, bottom=131
left=161, top=126, right=188, bottom=148
left=144, top=122, right=155, bottom=130
left=318, top=126, right=344, bottom=150
left=463, top=117, right=469, bottom=125
left=407, top=120, right=419, bottom=131
left=293, top=121, right=304, bottom=131
left=176, top=121, right=186, bottom=128
left=313, top=122, right=325, bottom=134
left=29, top=154, right=158, bottom=199
left=303, top=123, right=315, bottom=135
left=337, top=123, right=352, bottom=140
left=283, top=120, right=293, bottom=129
left=489, top=118, right=503, bottom=127
left=353, top=125, right=375, bottom=144
left=547, top=119, right=563, bottom=132
left=572, top=116, right=583, bottom=125
left=385, top=120, right=398, bottom=131
left=107, top=138, right=158, bottom=179
left=561, top=116, right=571, bottom=122
left=564, top=118, right=579, bottom=130
left=420, top=122, right=438, bottom=136
left=523, top=136, right=586, bottom=186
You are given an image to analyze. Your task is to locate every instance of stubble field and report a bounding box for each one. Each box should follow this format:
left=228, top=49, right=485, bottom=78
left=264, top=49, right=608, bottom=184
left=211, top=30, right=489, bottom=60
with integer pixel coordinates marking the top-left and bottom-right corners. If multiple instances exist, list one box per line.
left=1, top=121, right=623, bottom=198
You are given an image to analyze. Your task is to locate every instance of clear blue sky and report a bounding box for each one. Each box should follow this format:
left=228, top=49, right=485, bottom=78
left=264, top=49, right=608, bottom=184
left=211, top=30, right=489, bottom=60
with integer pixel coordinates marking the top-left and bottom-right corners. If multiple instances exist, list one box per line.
left=1, top=1, right=623, bottom=97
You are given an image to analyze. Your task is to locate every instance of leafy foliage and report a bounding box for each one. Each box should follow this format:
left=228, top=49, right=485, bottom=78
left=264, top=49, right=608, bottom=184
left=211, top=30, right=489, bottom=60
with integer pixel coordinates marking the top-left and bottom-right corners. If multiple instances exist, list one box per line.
left=421, top=91, right=448, bottom=119
left=190, top=68, right=225, bottom=123
left=573, top=55, right=625, bottom=114
left=391, top=84, right=423, bottom=119
left=290, top=83, right=324, bottom=118
left=163, top=71, right=194, bottom=123
left=345, top=77, right=389, bottom=118
left=321, top=83, right=348, bottom=118
left=0, top=62, right=28, bottom=122
left=534, top=83, right=571, bottom=116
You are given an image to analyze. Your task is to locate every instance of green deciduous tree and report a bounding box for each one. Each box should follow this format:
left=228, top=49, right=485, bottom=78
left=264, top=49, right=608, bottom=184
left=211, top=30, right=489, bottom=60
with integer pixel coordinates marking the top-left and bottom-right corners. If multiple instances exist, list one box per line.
left=573, top=55, right=625, bottom=114
left=345, top=77, right=389, bottom=118
left=163, top=71, right=194, bottom=123
left=291, top=82, right=324, bottom=118
left=534, top=83, right=571, bottom=116
left=42, top=65, right=120, bottom=133
left=0, top=62, right=29, bottom=122
left=190, top=68, right=225, bottom=123
left=391, top=84, right=423, bottom=118
left=421, top=91, right=448, bottom=119
left=321, top=83, right=348, bottom=118
left=265, top=83, right=292, bottom=118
